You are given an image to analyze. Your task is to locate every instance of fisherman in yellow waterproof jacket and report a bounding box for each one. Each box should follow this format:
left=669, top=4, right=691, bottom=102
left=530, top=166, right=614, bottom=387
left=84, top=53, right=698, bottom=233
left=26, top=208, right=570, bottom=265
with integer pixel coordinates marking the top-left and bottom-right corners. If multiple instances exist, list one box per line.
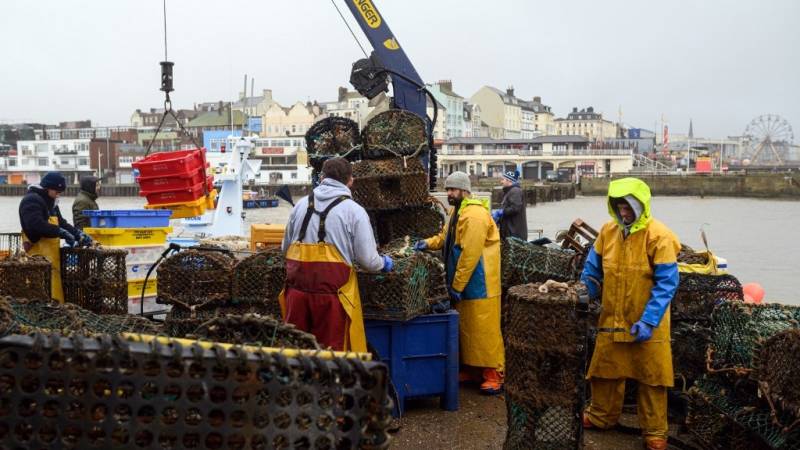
left=415, top=171, right=504, bottom=395
left=580, top=177, right=680, bottom=450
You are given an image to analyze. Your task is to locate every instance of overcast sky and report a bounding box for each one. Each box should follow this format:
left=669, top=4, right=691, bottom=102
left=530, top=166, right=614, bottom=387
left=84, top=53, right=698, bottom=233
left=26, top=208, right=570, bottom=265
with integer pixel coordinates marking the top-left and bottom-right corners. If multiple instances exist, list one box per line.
left=1, top=0, right=798, bottom=139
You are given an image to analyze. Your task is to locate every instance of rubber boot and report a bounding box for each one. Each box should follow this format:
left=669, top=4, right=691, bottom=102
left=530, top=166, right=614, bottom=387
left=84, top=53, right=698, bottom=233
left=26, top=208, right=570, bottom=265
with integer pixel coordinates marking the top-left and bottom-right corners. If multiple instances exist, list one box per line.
left=480, top=368, right=503, bottom=395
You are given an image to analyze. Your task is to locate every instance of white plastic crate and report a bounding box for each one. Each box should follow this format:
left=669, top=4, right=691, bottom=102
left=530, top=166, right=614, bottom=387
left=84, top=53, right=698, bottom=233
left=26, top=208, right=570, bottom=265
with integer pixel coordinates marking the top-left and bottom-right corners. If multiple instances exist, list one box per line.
left=128, top=295, right=171, bottom=315
left=123, top=245, right=166, bottom=264
left=126, top=261, right=157, bottom=280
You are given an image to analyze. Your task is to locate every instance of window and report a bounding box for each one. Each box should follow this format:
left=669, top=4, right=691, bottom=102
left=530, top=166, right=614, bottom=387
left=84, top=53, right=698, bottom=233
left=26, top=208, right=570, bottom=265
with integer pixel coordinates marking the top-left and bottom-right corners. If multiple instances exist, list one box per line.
left=291, top=173, right=297, bottom=179
left=8, top=160, right=16, bottom=167
left=38, top=158, right=48, bottom=166
left=79, top=158, right=88, bottom=166
left=61, top=159, right=70, bottom=165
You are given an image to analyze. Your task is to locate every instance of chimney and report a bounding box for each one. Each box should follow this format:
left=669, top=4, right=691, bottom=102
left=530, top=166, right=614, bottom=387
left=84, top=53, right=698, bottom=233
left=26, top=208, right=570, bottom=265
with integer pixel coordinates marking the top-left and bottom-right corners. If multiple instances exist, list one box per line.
left=572, top=107, right=578, bottom=113
left=263, top=89, right=273, bottom=101
left=587, top=106, right=594, bottom=113
left=217, top=101, right=224, bottom=115
left=439, top=80, right=453, bottom=92
left=506, top=86, right=515, bottom=97
left=533, top=96, right=541, bottom=103
left=338, top=87, right=348, bottom=102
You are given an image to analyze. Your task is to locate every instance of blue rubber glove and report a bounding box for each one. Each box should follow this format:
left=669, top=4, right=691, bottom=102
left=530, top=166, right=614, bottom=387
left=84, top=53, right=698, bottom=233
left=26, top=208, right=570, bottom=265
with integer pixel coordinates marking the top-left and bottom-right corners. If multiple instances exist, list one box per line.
left=78, top=231, right=93, bottom=247
left=630, top=320, right=654, bottom=342
left=431, top=300, right=451, bottom=314
left=381, top=255, right=394, bottom=272
left=58, top=228, right=76, bottom=247
left=413, top=241, right=428, bottom=251
left=448, top=286, right=462, bottom=303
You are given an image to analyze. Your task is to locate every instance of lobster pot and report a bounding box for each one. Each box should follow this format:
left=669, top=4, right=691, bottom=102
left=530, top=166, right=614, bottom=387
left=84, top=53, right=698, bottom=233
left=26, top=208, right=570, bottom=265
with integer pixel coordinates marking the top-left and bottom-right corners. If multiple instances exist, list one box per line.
left=671, top=273, right=743, bottom=322
left=163, top=303, right=278, bottom=339
left=685, top=384, right=765, bottom=450
left=670, top=273, right=743, bottom=385
left=501, top=237, right=579, bottom=288
left=503, top=282, right=588, bottom=450
left=0, top=333, right=392, bottom=450
left=351, top=157, right=428, bottom=210
left=671, top=321, right=713, bottom=383
left=687, top=377, right=800, bottom=449
left=60, top=247, right=127, bottom=315
left=156, top=249, right=234, bottom=310
left=708, top=301, right=800, bottom=375
left=231, top=249, right=285, bottom=317
left=3, top=297, right=161, bottom=336
left=305, top=116, right=361, bottom=157
left=357, top=253, right=431, bottom=321
left=370, top=200, right=445, bottom=246
left=0, top=256, right=50, bottom=300
left=753, top=329, right=800, bottom=420
left=192, top=313, right=319, bottom=350
left=361, top=109, right=428, bottom=159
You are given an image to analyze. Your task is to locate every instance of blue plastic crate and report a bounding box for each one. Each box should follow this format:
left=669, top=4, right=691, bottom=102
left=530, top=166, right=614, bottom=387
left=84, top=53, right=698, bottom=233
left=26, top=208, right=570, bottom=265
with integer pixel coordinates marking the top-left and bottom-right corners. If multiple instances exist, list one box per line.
left=365, top=311, right=459, bottom=416
left=83, top=210, right=172, bottom=228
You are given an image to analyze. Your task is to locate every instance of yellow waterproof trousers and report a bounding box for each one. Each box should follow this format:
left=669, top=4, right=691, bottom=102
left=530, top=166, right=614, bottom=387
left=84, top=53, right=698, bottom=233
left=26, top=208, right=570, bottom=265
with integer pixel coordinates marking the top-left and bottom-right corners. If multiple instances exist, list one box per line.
left=585, top=377, right=668, bottom=441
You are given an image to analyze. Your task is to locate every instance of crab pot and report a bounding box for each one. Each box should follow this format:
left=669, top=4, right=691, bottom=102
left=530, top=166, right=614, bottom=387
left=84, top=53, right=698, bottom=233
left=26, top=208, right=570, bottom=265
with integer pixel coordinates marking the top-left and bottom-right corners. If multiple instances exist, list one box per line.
left=351, top=157, right=428, bottom=210
left=753, top=328, right=800, bottom=419
left=671, top=321, right=712, bottom=384
left=3, top=296, right=162, bottom=337
left=361, top=109, right=428, bottom=159
left=193, top=313, right=320, bottom=350
left=305, top=116, right=361, bottom=157
left=231, top=249, right=285, bottom=317
left=501, top=237, right=580, bottom=287
left=60, top=247, right=127, bottom=315
left=503, top=282, right=589, bottom=450
left=0, top=255, right=50, bottom=300
left=357, top=253, right=432, bottom=321
left=0, top=333, right=392, bottom=450
left=708, top=301, right=800, bottom=375
left=370, top=201, right=445, bottom=246
left=163, top=303, right=275, bottom=338
left=671, top=273, right=743, bottom=322
left=156, top=249, right=234, bottom=310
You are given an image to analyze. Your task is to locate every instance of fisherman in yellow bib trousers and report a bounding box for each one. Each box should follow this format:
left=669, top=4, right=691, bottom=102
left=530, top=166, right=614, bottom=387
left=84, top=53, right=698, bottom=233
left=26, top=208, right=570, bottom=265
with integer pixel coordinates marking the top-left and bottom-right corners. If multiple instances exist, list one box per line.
left=19, top=172, right=90, bottom=302
left=416, top=171, right=504, bottom=395
left=580, top=178, right=680, bottom=450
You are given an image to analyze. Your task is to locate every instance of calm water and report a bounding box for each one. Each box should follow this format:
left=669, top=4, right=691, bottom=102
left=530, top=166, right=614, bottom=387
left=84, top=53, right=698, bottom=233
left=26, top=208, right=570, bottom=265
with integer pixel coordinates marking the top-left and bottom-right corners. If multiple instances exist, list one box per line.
left=2, top=195, right=798, bottom=304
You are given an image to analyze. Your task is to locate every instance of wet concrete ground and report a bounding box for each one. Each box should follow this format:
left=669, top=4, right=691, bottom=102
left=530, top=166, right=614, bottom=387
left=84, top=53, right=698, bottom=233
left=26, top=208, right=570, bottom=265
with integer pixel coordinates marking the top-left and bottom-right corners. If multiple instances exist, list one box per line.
left=390, top=386, right=671, bottom=449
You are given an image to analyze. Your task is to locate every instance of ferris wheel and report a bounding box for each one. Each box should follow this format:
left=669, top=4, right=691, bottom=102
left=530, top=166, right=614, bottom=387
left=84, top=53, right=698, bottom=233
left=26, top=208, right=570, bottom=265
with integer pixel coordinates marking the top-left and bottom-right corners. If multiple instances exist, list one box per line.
left=742, top=114, right=794, bottom=165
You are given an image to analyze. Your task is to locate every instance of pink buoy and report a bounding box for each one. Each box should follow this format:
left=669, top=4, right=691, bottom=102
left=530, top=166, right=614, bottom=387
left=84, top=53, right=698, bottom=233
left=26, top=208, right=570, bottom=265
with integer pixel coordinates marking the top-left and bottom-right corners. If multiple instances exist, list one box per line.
left=743, top=282, right=765, bottom=304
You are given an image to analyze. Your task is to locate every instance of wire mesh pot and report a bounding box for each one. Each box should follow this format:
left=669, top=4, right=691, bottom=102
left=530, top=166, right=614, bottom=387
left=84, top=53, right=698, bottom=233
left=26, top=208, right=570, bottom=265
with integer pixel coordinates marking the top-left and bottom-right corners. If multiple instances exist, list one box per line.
left=305, top=116, right=361, bottom=157
left=501, top=237, right=581, bottom=288
left=361, top=109, right=428, bottom=159
left=157, top=249, right=234, bottom=310
left=351, top=157, right=428, bottom=210
left=61, top=247, right=127, bottom=315
left=0, top=255, right=50, bottom=301
left=503, top=281, right=588, bottom=450
left=370, top=198, right=445, bottom=246
left=357, top=252, right=431, bottom=321
left=231, top=249, right=285, bottom=317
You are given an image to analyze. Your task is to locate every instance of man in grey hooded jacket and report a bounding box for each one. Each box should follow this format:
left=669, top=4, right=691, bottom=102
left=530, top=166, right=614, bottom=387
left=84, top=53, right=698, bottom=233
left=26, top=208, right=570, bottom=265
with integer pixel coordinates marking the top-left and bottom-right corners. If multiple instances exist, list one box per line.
left=281, top=158, right=389, bottom=271
left=281, top=158, right=391, bottom=350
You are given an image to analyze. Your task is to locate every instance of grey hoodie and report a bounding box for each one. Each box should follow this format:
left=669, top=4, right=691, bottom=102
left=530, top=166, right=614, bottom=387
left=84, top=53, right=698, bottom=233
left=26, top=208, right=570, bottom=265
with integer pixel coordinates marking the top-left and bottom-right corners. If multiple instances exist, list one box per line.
left=281, top=178, right=384, bottom=271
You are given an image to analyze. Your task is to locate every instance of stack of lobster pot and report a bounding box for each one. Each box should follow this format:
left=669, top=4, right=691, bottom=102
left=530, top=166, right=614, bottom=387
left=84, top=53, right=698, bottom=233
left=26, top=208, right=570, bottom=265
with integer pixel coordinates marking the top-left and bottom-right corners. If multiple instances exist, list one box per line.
left=353, top=109, right=441, bottom=245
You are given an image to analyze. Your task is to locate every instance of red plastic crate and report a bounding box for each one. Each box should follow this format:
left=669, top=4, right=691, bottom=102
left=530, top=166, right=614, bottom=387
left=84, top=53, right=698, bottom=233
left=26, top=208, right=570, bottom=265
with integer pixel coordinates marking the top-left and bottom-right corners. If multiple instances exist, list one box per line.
left=136, top=167, right=206, bottom=192
left=132, top=149, right=207, bottom=178
left=206, top=175, right=214, bottom=192
left=140, top=181, right=207, bottom=205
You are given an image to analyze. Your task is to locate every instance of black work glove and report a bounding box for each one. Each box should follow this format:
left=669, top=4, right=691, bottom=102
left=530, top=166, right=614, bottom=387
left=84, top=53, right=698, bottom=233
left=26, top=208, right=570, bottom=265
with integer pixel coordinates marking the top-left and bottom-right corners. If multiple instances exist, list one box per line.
left=58, top=228, right=76, bottom=247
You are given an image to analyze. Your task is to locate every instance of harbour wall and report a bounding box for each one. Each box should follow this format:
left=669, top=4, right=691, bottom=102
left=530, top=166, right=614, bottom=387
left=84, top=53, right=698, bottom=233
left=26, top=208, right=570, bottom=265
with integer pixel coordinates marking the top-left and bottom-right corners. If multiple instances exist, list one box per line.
left=580, top=174, right=800, bottom=198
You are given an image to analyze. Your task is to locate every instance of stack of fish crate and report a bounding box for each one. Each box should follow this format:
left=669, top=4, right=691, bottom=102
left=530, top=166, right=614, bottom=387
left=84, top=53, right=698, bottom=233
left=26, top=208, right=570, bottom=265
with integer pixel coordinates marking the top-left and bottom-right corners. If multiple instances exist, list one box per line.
left=82, top=209, right=172, bottom=314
